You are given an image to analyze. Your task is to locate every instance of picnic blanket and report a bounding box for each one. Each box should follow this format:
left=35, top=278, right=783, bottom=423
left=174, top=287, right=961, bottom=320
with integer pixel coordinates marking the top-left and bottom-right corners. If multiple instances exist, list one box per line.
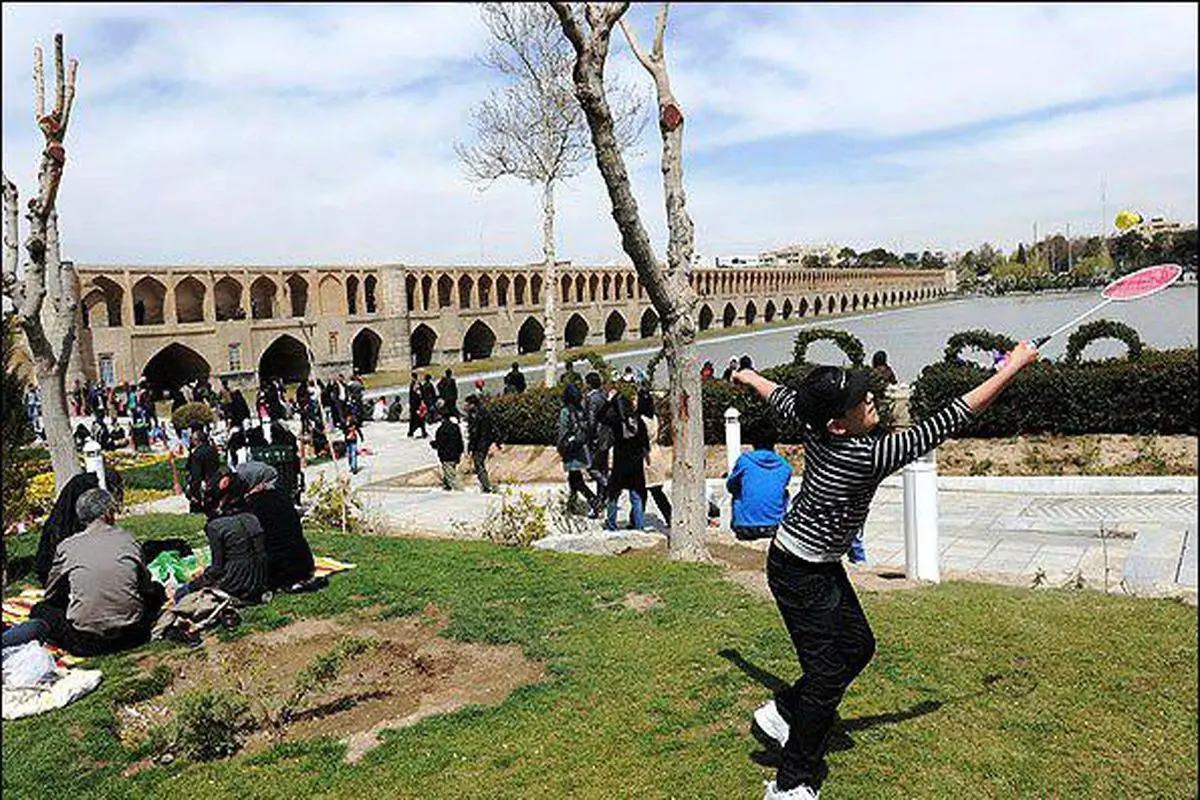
left=2, top=664, right=103, bottom=720
left=1, top=589, right=82, bottom=668
left=145, top=548, right=355, bottom=584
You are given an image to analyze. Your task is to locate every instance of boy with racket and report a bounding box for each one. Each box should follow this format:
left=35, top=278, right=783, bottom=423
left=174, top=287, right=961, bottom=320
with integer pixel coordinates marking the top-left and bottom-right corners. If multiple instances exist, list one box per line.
left=732, top=340, right=1041, bottom=800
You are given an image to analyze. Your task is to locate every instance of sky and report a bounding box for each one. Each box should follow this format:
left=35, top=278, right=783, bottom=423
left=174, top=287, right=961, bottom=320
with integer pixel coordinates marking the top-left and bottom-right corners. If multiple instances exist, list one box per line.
left=2, top=2, right=1196, bottom=268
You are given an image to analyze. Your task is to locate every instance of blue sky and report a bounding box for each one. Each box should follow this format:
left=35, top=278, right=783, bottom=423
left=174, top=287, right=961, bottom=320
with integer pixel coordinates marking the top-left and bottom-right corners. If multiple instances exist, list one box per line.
left=2, top=3, right=1196, bottom=266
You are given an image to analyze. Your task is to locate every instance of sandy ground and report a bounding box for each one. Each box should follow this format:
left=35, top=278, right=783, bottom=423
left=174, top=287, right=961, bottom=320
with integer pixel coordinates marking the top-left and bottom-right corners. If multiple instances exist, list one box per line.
left=386, top=435, right=1198, bottom=487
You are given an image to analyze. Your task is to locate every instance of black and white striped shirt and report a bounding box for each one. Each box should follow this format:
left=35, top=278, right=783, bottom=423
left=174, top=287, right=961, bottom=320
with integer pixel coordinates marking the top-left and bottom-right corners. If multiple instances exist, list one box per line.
left=768, top=386, right=975, bottom=562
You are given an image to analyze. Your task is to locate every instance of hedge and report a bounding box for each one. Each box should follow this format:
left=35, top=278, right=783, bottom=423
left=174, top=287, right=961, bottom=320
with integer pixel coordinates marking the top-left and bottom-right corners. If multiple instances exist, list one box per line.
left=910, top=347, right=1197, bottom=437
left=1062, top=318, right=1143, bottom=364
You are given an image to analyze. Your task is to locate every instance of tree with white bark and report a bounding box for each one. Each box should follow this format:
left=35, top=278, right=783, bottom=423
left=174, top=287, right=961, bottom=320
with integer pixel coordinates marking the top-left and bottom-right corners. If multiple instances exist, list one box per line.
left=456, top=2, right=645, bottom=388
left=548, top=2, right=708, bottom=561
left=2, top=33, right=82, bottom=489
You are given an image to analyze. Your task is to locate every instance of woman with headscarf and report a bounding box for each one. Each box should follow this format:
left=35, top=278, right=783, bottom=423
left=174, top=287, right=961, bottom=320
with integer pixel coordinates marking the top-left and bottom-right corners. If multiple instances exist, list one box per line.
left=174, top=472, right=268, bottom=606
left=557, top=382, right=599, bottom=516
left=236, top=461, right=315, bottom=591
left=34, top=468, right=124, bottom=586
left=638, top=387, right=672, bottom=527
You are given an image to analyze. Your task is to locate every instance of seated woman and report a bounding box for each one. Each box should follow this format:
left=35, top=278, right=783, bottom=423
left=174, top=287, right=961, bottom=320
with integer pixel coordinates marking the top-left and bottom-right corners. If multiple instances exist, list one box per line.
left=237, top=461, right=315, bottom=590
left=174, top=473, right=268, bottom=606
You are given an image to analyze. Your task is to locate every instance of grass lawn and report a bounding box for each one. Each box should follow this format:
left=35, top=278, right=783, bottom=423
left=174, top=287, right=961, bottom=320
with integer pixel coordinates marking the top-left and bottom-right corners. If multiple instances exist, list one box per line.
left=3, top=515, right=1196, bottom=799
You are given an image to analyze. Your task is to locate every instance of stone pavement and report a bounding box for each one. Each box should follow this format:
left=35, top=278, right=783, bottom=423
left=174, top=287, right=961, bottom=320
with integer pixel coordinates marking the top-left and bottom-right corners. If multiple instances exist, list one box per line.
left=129, top=425, right=1197, bottom=600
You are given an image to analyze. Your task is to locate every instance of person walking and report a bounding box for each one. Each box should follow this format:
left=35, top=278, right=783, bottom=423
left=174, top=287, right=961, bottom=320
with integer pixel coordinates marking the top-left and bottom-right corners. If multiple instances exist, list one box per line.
left=431, top=404, right=464, bottom=491
left=437, top=369, right=459, bottom=418
left=556, top=382, right=599, bottom=516
left=721, top=357, right=739, bottom=381
left=420, top=374, right=439, bottom=424
left=600, top=385, right=648, bottom=531
left=732, top=340, right=1041, bottom=800
left=584, top=373, right=612, bottom=507
left=503, top=362, right=527, bottom=394
left=638, top=387, right=671, bottom=528
left=407, top=376, right=428, bottom=438
left=344, top=414, right=362, bottom=475
left=464, top=394, right=499, bottom=493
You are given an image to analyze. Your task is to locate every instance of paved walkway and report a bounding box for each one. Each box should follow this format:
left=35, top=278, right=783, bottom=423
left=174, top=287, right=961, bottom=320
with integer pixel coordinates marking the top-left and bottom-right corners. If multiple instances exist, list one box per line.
left=131, top=423, right=1197, bottom=600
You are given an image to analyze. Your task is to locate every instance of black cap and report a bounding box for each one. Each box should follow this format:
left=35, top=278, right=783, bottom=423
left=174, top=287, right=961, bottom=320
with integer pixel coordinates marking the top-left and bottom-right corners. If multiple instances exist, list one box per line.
left=796, top=366, right=873, bottom=429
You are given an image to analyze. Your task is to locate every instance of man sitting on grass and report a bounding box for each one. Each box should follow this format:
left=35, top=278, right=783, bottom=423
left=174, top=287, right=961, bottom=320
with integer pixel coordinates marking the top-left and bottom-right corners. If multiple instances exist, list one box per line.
left=727, top=432, right=792, bottom=542
left=3, top=488, right=165, bottom=656
left=732, top=341, right=1040, bottom=800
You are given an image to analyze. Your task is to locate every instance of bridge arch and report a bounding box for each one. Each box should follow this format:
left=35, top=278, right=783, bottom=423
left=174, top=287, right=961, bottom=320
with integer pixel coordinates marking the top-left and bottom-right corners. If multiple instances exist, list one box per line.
left=405, top=275, right=418, bottom=312
left=458, top=275, right=474, bottom=309
left=698, top=304, right=714, bottom=331
left=640, top=307, right=659, bottom=338
left=477, top=275, right=492, bottom=308
left=462, top=320, right=496, bottom=362
left=286, top=275, right=309, bottom=317
left=82, top=276, right=123, bottom=328
left=214, top=277, right=243, bottom=321
left=364, top=275, right=378, bottom=313
left=744, top=300, right=757, bottom=326
left=625, top=274, right=635, bottom=299
left=722, top=302, right=737, bottom=328
left=564, top=313, right=589, bottom=348
left=132, top=276, right=167, bottom=325
left=437, top=274, right=454, bottom=308
left=575, top=274, right=586, bottom=303
left=352, top=327, right=382, bottom=374
left=560, top=274, right=572, bottom=304
left=530, top=274, right=543, bottom=305
left=319, top=275, right=343, bottom=315
left=346, top=275, right=360, bottom=315
left=782, top=298, right=793, bottom=319
left=513, top=274, right=527, bottom=306
left=764, top=299, right=776, bottom=323
left=605, top=310, right=627, bottom=343
left=496, top=275, right=509, bottom=307
left=251, top=276, right=277, bottom=320
left=410, top=324, right=438, bottom=368
left=175, top=277, right=206, bottom=323
left=142, top=342, right=210, bottom=391
left=589, top=274, right=599, bottom=302
left=259, top=334, right=310, bottom=383
left=812, top=297, right=822, bottom=316
left=518, top=317, right=544, bottom=354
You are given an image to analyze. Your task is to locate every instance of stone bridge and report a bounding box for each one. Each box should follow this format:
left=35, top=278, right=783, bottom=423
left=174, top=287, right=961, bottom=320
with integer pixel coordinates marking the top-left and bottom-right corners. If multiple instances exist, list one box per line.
left=71, top=262, right=953, bottom=389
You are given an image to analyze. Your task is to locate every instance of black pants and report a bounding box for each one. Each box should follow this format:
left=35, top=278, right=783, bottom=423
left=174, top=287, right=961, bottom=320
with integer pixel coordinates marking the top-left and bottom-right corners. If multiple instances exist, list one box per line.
left=644, top=486, right=672, bottom=525
left=766, top=544, right=876, bottom=792
left=588, top=448, right=610, bottom=502
left=567, top=470, right=597, bottom=511
left=472, top=450, right=493, bottom=493
left=408, top=412, right=426, bottom=437
left=29, top=585, right=166, bottom=657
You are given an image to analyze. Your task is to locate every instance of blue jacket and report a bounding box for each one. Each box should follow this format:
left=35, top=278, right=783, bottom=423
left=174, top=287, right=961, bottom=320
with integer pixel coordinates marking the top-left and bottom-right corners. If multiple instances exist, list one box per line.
left=727, top=449, right=792, bottom=528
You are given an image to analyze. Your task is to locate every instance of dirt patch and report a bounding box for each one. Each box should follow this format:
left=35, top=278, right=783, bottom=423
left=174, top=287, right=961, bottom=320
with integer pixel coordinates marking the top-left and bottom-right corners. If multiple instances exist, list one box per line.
left=382, top=436, right=1197, bottom=487
left=118, top=607, right=544, bottom=764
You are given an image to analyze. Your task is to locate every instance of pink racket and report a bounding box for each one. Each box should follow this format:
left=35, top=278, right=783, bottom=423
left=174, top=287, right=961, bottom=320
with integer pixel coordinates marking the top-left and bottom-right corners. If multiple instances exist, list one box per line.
left=1032, top=263, right=1183, bottom=347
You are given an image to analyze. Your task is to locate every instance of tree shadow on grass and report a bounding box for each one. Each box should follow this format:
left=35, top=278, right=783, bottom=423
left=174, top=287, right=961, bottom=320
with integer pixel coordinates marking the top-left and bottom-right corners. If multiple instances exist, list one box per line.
left=718, top=648, right=944, bottom=765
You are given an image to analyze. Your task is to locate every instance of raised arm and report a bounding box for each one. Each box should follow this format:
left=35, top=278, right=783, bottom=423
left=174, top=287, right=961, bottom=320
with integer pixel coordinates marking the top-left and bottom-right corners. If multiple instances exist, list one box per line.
left=962, top=340, right=1039, bottom=415
left=730, top=369, right=778, bottom=402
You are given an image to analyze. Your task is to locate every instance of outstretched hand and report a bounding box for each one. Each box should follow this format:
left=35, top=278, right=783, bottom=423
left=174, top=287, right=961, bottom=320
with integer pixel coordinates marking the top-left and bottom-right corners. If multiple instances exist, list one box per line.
left=999, top=341, right=1040, bottom=372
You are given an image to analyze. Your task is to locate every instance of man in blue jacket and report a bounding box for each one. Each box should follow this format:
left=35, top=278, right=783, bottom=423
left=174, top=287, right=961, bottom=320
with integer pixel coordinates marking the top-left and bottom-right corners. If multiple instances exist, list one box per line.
left=726, top=434, right=792, bottom=541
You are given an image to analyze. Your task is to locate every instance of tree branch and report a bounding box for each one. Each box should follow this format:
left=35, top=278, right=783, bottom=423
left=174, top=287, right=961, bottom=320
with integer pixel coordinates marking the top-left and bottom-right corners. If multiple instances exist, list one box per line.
left=62, top=58, right=79, bottom=132
left=53, top=33, right=66, bottom=117
left=34, top=44, right=45, bottom=120
left=548, top=2, right=585, bottom=54
left=652, top=3, right=669, bottom=61
left=618, top=16, right=656, bottom=73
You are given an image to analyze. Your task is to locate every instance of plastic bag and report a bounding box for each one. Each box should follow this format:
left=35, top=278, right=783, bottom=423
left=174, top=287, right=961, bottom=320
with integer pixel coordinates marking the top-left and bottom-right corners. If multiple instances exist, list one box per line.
left=146, top=550, right=200, bottom=585
left=2, top=641, right=58, bottom=689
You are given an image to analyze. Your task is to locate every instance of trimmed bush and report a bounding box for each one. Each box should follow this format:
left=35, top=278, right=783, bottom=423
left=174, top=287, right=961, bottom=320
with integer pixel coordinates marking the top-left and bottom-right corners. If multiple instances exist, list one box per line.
left=793, top=328, right=866, bottom=366
left=1063, top=319, right=1143, bottom=364
left=943, top=329, right=1018, bottom=364
left=171, top=402, right=215, bottom=432
left=911, top=347, right=1197, bottom=436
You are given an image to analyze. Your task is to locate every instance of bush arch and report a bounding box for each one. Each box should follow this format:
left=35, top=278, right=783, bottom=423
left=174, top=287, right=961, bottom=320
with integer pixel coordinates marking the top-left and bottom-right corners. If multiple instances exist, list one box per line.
left=1062, top=319, right=1144, bottom=364
left=792, top=328, right=865, bottom=367
left=943, top=329, right=1018, bottom=365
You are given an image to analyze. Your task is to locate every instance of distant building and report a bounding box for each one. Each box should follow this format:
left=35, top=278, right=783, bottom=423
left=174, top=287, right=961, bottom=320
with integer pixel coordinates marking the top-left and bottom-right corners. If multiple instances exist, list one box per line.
left=759, top=243, right=841, bottom=267
left=1138, top=217, right=1194, bottom=237
left=714, top=254, right=763, bottom=268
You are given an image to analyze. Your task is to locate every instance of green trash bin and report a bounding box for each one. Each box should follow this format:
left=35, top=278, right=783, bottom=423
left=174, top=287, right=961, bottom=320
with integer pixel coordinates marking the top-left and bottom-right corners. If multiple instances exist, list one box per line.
left=248, top=442, right=304, bottom=506
left=131, top=421, right=151, bottom=453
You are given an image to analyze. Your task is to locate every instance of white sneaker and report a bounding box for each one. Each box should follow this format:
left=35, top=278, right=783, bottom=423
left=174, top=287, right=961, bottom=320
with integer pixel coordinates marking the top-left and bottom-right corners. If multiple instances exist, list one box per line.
left=762, top=779, right=819, bottom=799
left=753, top=699, right=790, bottom=749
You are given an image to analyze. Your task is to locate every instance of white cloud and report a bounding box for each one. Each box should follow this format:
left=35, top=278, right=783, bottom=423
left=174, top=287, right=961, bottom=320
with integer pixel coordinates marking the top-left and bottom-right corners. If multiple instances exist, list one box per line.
left=1, top=3, right=1196, bottom=268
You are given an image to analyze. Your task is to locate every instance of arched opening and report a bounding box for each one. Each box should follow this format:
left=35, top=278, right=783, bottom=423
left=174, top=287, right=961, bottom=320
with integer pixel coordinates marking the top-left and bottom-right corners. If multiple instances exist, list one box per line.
left=564, top=313, right=588, bottom=348
left=478, top=275, right=492, bottom=308
left=782, top=299, right=793, bottom=319
left=81, top=290, right=108, bottom=330
left=462, top=320, right=497, bottom=362
left=872, top=293, right=879, bottom=308
left=420, top=276, right=433, bottom=311
left=437, top=275, right=454, bottom=309
left=85, top=277, right=123, bottom=327
left=744, top=301, right=757, bottom=326
left=132, top=277, right=166, bottom=325
left=639, top=307, right=659, bottom=338
left=513, top=275, right=527, bottom=306
left=458, top=275, right=474, bottom=309
left=813, top=297, right=822, bottom=316
left=517, top=317, right=544, bottom=354
left=560, top=274, right=572, bottom=304
left=625, top=274, right=635, bottom=299
left=605, top=311, right=626, bottom=343
left=286, top=275, right=308, bottom=317
left=141, top=343, right=210, bottom=392
left=764, top=300, right=776, bottom=323
left=827, top=295, right=837, bottom=315
left=575, top=275, right=586, bottom=303
left=346, top=275, right=360, bottom=315
left=214, top=277, right=244, bottom=321
left=530, top=275, right=543, bottom=305
left=352, top=328, right=382, bottom=374
left=319, top=275, right=343, bottom=315
left=602, top=275, right=612, bottom=301
left=496, top=275, right=509, bottom=307
left=174, top=277, right=206, bottom=323
left=259, top=334, right=310, bottom=383
left=852, top=294, right=860, bottom=311
left=840, top=295, right=848, bottom=313
left=251, top=276, right=277, bottom=320
left=588, top=274, right=599, bottom=302
left=365, top=275, right=378, bottom=314
left=698, top=304, right=714, bottom=331
left=410, top=324, right=437, bottom=368
left=722, top=303, right=737, bottom=328
left=405, top=275, right=418, bottom=312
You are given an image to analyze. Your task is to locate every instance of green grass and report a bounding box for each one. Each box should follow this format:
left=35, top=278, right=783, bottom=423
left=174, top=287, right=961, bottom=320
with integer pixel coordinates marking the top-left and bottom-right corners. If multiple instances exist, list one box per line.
left=3, top=517, right=1196, bottom=799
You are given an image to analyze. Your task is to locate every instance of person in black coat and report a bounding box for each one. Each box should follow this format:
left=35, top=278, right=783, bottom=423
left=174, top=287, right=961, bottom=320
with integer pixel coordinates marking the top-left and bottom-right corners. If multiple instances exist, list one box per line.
left=34, top=468, right=124, bottom=587
left=420, top=374, right=439, bottom=424
left=437, top=369, right=459, bottom=417
left=599, top=389, right=649, bottom=531
left=432, top=405, right=464, bottom=491
left=175, top=473, right=268, bottom=605
left=464, top=394, right=499, bottom=493
left=408, top=376, right=427, bottom=438
left=186, top=428, right=222, bottom=514
left=238, top=462, right=315, bottom=591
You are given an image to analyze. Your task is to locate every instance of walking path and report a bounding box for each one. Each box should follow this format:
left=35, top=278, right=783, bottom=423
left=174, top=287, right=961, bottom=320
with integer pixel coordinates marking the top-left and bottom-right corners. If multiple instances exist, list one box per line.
left=132, top=421, right=1197, bottom=600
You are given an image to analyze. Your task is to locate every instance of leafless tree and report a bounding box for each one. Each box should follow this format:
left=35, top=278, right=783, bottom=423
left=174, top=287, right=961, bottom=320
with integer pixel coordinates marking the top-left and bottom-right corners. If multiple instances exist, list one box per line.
left=2, top=34, right=81, bottom=488
left=456, top=2, right=645, bottom=387
left=548, top=2, right=707, bottom=561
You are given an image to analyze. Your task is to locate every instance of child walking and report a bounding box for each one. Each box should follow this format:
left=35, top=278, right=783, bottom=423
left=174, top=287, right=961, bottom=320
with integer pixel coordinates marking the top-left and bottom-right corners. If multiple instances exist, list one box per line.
left=732, top=341, right=1040, bottom=799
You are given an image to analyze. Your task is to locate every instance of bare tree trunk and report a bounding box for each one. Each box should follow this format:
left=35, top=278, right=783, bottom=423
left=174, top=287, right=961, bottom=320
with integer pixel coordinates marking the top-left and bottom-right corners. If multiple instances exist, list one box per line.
left=549, top=1, right=708, bottom=561
left=38, top=362, right=76, bottom=482
left=542, top=179, right=559, bottom=388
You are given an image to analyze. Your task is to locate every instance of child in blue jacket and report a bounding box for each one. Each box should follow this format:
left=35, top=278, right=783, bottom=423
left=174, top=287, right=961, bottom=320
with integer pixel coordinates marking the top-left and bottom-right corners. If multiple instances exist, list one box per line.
left=727, top=434, right=792, bottom=541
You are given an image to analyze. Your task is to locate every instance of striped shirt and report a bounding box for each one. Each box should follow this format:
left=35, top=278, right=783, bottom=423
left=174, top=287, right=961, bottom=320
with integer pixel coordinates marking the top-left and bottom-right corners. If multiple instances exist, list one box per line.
left=769, top=386, right=975, bottom=562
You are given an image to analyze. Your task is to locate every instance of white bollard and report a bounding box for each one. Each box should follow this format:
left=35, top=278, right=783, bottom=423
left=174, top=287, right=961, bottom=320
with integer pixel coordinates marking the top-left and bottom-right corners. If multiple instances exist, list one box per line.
left=82, top=440, right=106, bottom=491
left=902, top=449, right=939, bottom=582
left=724, top=407, right=741, bottom=475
